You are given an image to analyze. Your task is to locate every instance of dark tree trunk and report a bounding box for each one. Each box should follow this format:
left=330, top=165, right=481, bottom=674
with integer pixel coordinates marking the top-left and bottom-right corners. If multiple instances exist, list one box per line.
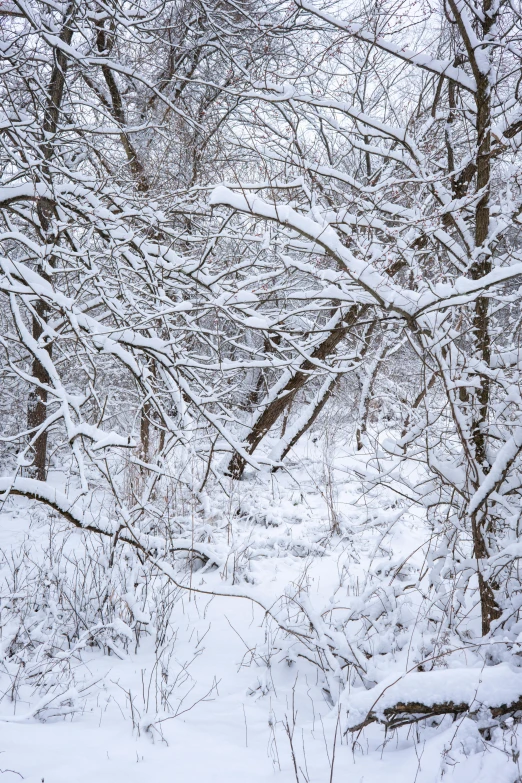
left=226, top=306, right=362, bottom=479
left=449, top=0, right=501, bottom=634
left=27, top=5, right=74, bottom=480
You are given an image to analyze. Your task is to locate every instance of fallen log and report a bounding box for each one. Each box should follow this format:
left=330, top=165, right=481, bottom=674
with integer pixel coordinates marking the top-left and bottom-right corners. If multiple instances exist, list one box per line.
left=344, top=665, right=522, bottom=732
left=348, top=696, right=522, bottom=732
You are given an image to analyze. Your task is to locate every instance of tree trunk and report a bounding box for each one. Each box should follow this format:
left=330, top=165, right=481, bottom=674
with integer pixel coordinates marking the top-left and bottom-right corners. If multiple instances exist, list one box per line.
left=226, top=305, right=363, bottom=478
left=449, top=0, right=501, bottom=633
left=27, top=296, right=51, bottom=481
left=27, top=5, right=74, bottom=480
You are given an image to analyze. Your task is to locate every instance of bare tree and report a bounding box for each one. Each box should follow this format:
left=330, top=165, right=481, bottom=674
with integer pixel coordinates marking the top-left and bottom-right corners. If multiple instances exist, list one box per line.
left=211, top=0, right=522, bottom=635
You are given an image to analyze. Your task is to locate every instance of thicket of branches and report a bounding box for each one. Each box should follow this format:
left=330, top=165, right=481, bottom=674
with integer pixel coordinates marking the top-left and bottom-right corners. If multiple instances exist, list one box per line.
left=2, top=0, right=522, bottom=750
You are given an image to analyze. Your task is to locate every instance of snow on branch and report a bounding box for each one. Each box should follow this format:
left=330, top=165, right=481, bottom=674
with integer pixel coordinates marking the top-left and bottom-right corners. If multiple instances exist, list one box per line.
left=344, top=665, right=522, bottom=731
left=297, top=0, right=477, bottom=93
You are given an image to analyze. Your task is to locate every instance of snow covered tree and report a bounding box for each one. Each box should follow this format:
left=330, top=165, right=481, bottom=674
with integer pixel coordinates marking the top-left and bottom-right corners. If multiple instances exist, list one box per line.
left=211, top=0, right=522, bottom=637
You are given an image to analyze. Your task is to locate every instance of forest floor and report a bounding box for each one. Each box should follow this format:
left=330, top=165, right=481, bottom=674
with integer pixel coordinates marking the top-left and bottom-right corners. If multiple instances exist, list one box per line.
left=0, top=437, right=518, bottom=783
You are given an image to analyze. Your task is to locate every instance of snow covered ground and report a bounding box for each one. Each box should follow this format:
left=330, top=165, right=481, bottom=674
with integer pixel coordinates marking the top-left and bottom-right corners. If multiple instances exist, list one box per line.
left=0, top=442, right=519, bottom=783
